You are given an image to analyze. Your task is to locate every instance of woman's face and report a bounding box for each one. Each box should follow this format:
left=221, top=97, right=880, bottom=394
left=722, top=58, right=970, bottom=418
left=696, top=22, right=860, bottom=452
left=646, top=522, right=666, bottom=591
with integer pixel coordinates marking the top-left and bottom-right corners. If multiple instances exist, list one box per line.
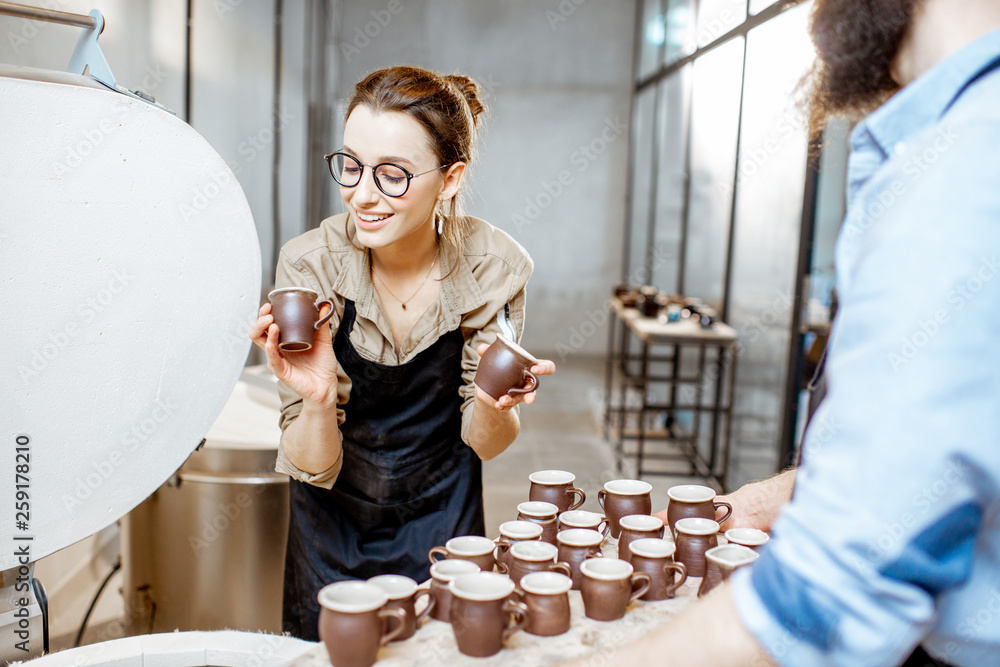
left=339, top=105, right=457, bottom=251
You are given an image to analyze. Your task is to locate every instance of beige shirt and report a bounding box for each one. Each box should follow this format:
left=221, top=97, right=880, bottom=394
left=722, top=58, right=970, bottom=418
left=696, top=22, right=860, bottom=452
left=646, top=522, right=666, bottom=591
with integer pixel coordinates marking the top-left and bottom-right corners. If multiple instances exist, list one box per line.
left=274, top=213, right=533, bottom=488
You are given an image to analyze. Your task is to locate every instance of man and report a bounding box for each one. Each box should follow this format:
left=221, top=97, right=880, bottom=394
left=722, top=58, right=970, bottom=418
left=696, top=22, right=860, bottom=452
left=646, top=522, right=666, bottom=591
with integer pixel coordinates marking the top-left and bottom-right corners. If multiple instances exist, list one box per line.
left=577, top=0, right=1000, bottom=665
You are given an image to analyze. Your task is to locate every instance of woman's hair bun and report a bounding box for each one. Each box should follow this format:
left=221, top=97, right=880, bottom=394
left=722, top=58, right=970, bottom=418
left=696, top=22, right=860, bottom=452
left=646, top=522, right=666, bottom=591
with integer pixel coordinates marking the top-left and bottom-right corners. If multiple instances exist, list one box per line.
left=443, top=73, right=486, bottom=123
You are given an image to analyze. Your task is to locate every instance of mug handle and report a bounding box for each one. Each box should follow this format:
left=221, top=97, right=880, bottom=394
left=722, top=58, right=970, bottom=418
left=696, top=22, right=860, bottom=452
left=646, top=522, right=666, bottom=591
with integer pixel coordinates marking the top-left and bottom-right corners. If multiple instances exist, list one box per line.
left=378, top=607, right=408, bottom=645
left=494, top=536, right=510, bottom=562
left=597, top=489, right=607, bottom=511
left=597, top=518, right=610, bottom=538
left=413, top=587, right=435, bottom=625
left=662, top=561, right=688, bottom=598
left=587, top=548, right=603, bottom=560
left=506, top=371, right=538, bottom=397
left=428, top=546, right=449, bottom=564
left=497, top=560, right=509, bottom=575
left=628, top=573, right=651, bottom=604
left=566, top=487, right=586, bottom=511
left=551, top=561, right=573, bottom=578
left=313, top=299, right=335, bottom=329
left=714, top=500, right=733, bottom=525
left=501, top=599, right=529, bottom=642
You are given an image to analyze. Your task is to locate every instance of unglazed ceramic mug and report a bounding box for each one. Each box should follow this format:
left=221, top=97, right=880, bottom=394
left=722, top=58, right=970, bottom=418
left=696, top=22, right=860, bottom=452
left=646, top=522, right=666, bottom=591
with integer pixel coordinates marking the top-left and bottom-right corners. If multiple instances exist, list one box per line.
left=474, top=334, right=540, bottom=400
left=698, top=544, right=759, bottom=598
left=528, top=470, right=586, bottom=512
left=579, top=558, right=650, bottom=622
left=514, top=571, right=573, bottom=636
left=449, top=572, right=529, bottom=658
left=558, top=509, right=610, bottom=537
left=724, top=528, right=770, bottom=552
left=366, top=574, right=434, bottom=641
left=517, top=501, right=560, bottom=544
left=429, top=535, right=496, bottom=573
left=617, top=514, right=665, bottom=564
left=556, top=528, right=604, bottom=590
left=267, top=287, right=334, bottom=352
left=428, top=559, right=481, bottom=622
left=495, top=520, right=544, bottom=573
left=597, top=479, right=653, bottom=538
left=628, top=538, right=688, bottom=601
left=666, top=484, right=732, bottom=534
left=317, top=581, right=406, bottom=667
left=497, top=540, right=571, bottom=587
left=674, top=517, right=720, bottom=578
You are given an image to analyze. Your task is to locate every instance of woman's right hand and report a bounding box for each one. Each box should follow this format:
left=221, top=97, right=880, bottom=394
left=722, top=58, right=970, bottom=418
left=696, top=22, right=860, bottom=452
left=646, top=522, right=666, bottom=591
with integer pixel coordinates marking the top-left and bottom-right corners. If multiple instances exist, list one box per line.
left=248, top=302, right=339, bottom=407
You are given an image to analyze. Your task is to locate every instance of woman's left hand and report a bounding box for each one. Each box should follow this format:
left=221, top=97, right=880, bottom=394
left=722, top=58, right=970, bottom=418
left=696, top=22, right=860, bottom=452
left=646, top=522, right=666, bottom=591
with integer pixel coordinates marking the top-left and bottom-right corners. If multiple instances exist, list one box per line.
left=475, top=343, right=556, bottom=411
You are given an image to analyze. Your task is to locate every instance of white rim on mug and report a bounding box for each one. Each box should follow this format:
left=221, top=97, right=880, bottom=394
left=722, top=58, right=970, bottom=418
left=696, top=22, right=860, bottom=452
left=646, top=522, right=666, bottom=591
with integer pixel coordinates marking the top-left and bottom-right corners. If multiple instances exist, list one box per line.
left=725, top=528, right=770, bottom=547
left=496, top=333, right=539, bottom=363
left=520, top=572, right=573, bottom=596
left=675, top=517, right=720, bottom=536
left=628, top=538, right=676, bottom=559
left=529, top=470, right=576, bottom=485
left=499, top=521, right=544, bottom=539
left=510, top=540, right=559, bottom=562
left=318, top=581, right=388, bottom=613
left=705, top=544, right=759, bottom=568
left=518, top=501, right=560, bottom=518
left=580, top=558, right=634, bottom=580
left=667, top=484, right=716, bottom=503
left=559, top=510, right=604, bottom=528
left=367, top=574, right=418, bottom=600
left=604, top=479, right=653, bottom=495
left=556, top=529, right=603, bottom=548
left=268, top=286, right=319, bottom=299
left=430, top=559, right=481, bottom=581
left=619, top=514, right=663, bottom=532
left=449, top=572, right=516, bottom=601
left=447, top=535, right=496, bottom=556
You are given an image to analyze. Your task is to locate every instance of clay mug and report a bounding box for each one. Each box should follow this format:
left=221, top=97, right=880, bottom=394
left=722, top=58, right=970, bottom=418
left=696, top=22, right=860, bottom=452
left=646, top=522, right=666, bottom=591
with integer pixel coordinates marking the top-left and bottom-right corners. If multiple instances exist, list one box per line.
left=617, top=514, right=665, bottom=564
left=555, top=528, right=604, bottom=590
left=428, top=559, right=480, bottom=622
left=666, top=484, right=732, bottom=535
left=517, top=501, right=560, bottom=544
left=674, top=517, right=720, bottom=578
left=628, top=538, right=688, bottom=601
left=428, top=535, right=496, bottom=573
left=698, top=544, right=759, bottom=598
left=495, top=521, right=544, bottom=573
left=317, top=581, right=406, bottom=667
left=528, top=470, right=586, bottom=512
left=513, top=571, right=573, bottom=637
left=448, top=572, right=529, bottom=658
left=558, top=510, right=610, bottom=537
left=498, top=540, right=571, bottom=586
left=474, top=334, right=540, bottom=400
left=724, top=528, right=770, bottom=552
left=267, top=287, right=335, bottom=352
left=366, top=574, right=434, bottom=641
left=579, top=558, right=650, bottom=622
left=597, top=479, right=653, bottom=538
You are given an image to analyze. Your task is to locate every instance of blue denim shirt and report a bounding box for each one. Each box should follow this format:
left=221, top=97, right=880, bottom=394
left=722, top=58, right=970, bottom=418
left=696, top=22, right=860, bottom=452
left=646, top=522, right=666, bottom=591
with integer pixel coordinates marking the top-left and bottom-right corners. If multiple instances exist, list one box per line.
left=731, top=28, right=1000, bottom=667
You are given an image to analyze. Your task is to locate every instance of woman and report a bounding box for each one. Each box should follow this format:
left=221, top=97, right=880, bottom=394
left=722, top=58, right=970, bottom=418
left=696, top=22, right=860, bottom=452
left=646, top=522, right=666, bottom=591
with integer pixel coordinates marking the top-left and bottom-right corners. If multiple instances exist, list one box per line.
left=248, top=65, right=555, bottom=640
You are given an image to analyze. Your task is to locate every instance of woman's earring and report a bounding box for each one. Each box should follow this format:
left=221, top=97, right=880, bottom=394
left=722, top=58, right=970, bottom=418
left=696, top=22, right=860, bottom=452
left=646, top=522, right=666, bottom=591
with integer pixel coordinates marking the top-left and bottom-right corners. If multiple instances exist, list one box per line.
left=437, top=215, right=444, bottom=235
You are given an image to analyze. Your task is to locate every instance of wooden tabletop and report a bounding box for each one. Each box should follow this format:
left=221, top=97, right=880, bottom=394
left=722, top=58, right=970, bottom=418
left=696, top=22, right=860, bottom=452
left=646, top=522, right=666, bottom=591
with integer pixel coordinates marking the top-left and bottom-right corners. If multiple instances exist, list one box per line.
left=611, top=298, right=738, bottom=346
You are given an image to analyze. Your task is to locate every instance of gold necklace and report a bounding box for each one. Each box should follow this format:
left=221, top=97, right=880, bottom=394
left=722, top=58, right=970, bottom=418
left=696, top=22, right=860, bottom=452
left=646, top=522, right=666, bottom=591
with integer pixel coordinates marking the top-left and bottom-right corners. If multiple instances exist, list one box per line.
left=371, top=254, right=437, bottom=310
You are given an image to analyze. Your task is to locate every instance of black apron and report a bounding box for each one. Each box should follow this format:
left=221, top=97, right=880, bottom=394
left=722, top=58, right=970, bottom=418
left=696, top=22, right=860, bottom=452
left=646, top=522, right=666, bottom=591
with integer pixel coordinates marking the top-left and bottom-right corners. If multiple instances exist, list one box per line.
left=282, top=300, right=485, bottom=641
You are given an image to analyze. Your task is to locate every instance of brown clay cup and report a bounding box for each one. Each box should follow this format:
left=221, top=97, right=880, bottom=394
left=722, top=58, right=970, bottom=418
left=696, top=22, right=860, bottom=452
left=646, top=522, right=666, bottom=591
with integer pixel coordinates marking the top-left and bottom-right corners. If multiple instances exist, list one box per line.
left=724, top=528, right=770, bottom=553
left=666, top=484, right=732, bottom=535
left=558, top=510, right=610, bottom=537
left=366, top=574, right=434, bottom=641
left=317, top=581, right=406, bottom=667
left=674, top=517, right=720, bottom=578
left=494, top=521, right=544, bottom=573
left=497, top=540, right=571, bottom=587
left=617, top=514, right=665, bottom=564
left=628, top=538, right=688, bottom=601
left=268, top=287, right=335, bottom=352
left=428, top=535, right=496, bottom=573
left=428, top=559, right=480, bottom=622
left=514, top=571, right=573, bottom=637
left=556, top=528, right=604, bottom=590
left=474, top=334, right=540, bottom=400
left=528, top=470, right=586, bottom=512
left=449, top=572, right=529, bottom=658
left=698, top=544, right=759, bottom=598
left=579, top=558, right=650, bottom=622
left=517, top=501, right=560, bottom=545
left=597, top=479, right=653, bottom=538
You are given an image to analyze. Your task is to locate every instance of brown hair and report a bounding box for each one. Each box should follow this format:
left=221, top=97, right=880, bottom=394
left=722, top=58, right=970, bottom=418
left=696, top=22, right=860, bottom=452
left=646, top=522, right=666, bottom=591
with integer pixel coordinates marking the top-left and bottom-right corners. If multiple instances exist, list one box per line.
left=345, top=65, right=487, bottom=260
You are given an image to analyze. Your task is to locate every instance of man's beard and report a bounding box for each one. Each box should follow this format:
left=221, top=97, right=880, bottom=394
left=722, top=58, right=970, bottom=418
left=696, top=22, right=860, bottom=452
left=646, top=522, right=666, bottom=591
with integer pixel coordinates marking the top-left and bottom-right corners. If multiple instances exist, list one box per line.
left=804, top=0, right=923, bottom=135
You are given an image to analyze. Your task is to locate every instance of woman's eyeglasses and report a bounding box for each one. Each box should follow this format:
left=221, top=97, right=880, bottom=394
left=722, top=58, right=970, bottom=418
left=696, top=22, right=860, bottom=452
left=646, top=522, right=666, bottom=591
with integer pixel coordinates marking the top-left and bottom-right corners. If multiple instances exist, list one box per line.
left=324, top=152, right=449, bottom=198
